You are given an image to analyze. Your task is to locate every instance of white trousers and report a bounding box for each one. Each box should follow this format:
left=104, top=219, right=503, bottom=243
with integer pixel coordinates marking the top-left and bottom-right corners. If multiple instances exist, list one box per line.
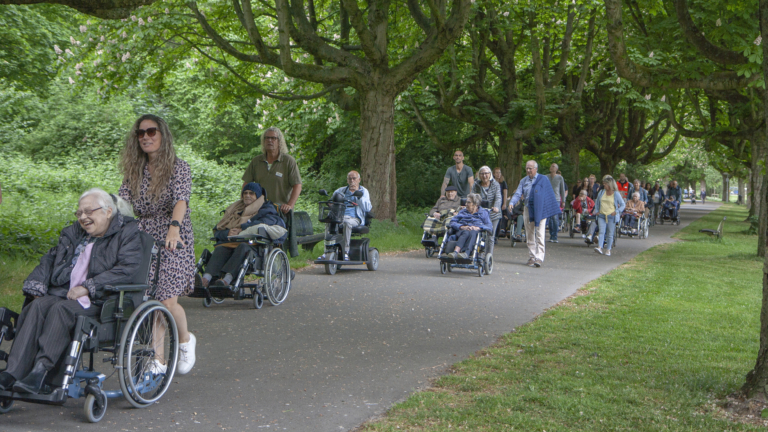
left=523, top=206, right=547, bottom=262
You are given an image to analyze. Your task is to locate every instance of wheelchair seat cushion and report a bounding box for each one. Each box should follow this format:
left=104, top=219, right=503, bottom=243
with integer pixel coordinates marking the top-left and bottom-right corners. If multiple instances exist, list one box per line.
left=351, top=226, right=369, bottom=234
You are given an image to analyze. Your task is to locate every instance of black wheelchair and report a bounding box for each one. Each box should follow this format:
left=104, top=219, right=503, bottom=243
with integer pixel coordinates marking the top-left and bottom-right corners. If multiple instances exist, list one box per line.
left=658, top=204, right=680, bottom=225
left=313, top=189, right=379, bottom=275
left=0, top=232, right=179, bottom=423
left=438, top=199, right=494, bottom=277
left=192, top=223, right=292, bottom=309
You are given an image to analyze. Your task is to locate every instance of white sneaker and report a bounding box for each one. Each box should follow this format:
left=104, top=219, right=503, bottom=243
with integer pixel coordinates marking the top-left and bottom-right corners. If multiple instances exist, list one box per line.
left=594, top=247, right=603, bottom=255
left=605, top=249, right=611, bottom=256
left=177, top=333, right=196, bottom=375
left=146, top=359, right=167, bottom=375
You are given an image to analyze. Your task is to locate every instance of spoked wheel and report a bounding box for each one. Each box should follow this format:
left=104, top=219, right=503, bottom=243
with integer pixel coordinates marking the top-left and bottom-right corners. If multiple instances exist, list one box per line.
left=485, top=254, right=494, bottom=275
left=440, top=261, right=447, bottom=274
left=253, top=289, right=264, bottom=309
left=118, top=301, right=179, bottom=409
left=324, top=251, right=338, bottom=275
left=265, top=248, right=290, bottom=306
left=366, top=249, right=379, bottom=271
left=83, top=389, right=108, bottom=423
left=0, top=398, right=13, bottom=414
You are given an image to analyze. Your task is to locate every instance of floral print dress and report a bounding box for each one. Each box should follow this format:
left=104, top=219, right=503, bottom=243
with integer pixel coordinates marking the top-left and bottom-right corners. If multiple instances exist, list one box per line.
left=119, top=159, right=195, bottom=301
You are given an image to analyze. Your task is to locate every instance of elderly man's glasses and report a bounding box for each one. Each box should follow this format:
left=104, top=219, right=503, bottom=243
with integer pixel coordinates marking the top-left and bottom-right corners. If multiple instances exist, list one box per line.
left=75, top=207, right=102, bottom=218
left=136, top=128, right=158, bottom=138
left=264, top=136, right=279, bottom=141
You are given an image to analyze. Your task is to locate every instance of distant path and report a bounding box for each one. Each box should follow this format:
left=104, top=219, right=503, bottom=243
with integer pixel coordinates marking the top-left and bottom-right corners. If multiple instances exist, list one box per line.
left=0, top=202, right=720, bottom=431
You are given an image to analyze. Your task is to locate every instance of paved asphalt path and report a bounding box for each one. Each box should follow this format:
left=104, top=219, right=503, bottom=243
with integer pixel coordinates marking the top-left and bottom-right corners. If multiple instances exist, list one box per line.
left=1, top=202, right=719, bottom=431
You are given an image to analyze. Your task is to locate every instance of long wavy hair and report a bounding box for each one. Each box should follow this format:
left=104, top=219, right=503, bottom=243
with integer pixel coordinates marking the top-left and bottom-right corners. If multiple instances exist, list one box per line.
left=120, top=114, right=177, bottom=203
left=601, top=175, right=619, bottom=193
left=261, top=126, right=289, bottom=157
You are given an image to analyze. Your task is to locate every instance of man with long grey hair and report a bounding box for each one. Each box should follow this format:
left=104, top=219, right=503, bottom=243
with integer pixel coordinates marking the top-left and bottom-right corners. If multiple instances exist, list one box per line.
left=242, top=126, right=302, bottom=214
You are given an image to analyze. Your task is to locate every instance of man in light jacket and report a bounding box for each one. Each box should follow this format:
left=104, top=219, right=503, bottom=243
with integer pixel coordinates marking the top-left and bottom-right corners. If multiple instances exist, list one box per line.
left=329, top=171, right=372, bottom=261
left=508, top=161, right=562, bottom=267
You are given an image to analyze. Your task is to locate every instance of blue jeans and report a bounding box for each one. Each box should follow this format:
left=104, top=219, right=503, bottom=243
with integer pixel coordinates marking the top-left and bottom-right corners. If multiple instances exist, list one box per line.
left=597, top=214, right=616, bottom=251
left=547, top=214, right=560, bottom=240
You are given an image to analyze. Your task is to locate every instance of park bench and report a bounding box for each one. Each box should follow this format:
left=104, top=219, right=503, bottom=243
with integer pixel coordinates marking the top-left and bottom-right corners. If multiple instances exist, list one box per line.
left=699, top=216, right=726, bottom=240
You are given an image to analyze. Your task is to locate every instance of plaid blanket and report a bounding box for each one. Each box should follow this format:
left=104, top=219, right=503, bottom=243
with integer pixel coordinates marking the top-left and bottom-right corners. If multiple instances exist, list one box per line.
left=422, top=209, right=457, bottom=235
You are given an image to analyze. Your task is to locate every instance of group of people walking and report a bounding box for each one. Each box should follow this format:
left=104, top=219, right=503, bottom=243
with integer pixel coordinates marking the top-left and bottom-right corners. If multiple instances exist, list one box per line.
left=1, top=116, right=308, bottom=395
left=429, top=152, right=688, bottom=267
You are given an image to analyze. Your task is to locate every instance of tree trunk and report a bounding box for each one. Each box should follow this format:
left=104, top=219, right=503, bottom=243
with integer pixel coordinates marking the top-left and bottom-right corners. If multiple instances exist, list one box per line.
left=750, top=134, right=768, bottom=217
left=564, top=143, right=581, bottom=181
left=722, top=173, right=730, bottom=204
left=599, top=158, right=617, bottom=178
left=359, top=89, right=397, bottom=222
left=740, top=177, right=747, bottom=206
left=742, top=0, right=768, bottom=398
left=743, top=255, right=768, bottom=397
left=497, top=133, right=523, bottom=190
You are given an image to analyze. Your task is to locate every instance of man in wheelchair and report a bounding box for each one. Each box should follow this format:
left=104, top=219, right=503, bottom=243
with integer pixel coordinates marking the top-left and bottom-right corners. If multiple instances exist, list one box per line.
left=0, top=189, right=142, bottom=395
left=662, top=195, right=679, bottom=221
left=421, top=186, right=461, bottom=247
left=441, top=193, right=492, bottom=259
left=198, top=182, right=287, bottom=289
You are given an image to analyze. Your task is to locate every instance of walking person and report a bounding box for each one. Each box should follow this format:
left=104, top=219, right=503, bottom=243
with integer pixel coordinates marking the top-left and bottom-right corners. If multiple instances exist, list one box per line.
left=441, top=150, right=474, bottom=198
left=118, top=114, right=197, bottom=375
left=493, top=167, right=509, bottom=240
left=545, top=163, right=566, bottom=243
left=592, top=175, right=625, bottom=256
left=700, top=186, right=706, bottom=203
left=242, top=127, right=303, bottom=214
left=508, top=161, right=561, bottom=267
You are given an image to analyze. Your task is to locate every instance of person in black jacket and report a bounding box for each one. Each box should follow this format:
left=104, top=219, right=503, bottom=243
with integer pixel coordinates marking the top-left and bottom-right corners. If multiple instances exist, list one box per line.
left=0, top=188, right=142, bottom=394
left=199, top=185, right=286, bottom=288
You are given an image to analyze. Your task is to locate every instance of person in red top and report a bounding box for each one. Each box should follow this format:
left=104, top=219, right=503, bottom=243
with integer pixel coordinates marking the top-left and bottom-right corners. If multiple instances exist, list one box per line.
left=571, top=190, right=595, bottom=233
left=616, top=173, right=633, bottom=201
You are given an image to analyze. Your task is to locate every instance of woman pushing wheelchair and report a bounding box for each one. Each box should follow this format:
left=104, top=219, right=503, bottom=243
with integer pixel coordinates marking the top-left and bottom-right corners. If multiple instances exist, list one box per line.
left=0, top=189, right=142, bottom=394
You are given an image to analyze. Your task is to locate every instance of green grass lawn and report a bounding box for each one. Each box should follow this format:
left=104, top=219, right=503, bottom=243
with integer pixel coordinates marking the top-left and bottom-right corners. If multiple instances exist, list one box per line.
left=362, top=204, right=766, bottom=431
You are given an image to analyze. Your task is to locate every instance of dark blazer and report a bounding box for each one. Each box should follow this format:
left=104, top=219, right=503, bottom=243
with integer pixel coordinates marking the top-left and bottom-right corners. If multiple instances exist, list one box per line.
left=22, top=213, right=143, bottom=300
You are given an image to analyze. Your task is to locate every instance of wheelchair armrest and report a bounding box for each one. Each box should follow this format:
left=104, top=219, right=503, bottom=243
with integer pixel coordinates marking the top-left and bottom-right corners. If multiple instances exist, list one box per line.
left=105, top=284, right=151, bottom=292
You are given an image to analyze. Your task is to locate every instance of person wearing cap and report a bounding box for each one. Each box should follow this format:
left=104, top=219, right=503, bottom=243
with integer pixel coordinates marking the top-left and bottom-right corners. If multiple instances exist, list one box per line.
left=422, top=186, right=462, bottom=237
left=242, top=127, right=302, bottom=214
left=197, top=182, right=285, bottom=288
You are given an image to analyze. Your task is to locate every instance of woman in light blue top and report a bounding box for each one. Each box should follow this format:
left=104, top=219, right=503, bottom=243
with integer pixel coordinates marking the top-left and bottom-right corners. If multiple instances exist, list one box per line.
left=592, top=175, right=625, bottom=256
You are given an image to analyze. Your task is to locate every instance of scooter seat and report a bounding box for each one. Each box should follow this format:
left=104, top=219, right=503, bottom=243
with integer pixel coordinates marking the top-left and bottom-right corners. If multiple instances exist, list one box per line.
left=351, top=226, right=369, bottom=234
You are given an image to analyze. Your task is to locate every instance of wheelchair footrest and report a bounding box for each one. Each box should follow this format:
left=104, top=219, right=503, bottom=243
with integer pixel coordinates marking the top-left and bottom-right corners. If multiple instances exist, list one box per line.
left=314, top=259, right=365, bottom=266
left=0, top=387, right=68, bottom=405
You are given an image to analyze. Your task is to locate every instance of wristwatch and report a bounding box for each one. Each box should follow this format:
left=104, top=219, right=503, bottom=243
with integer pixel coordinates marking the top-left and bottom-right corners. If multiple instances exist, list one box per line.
left=170, top=220, right=181, bottom=228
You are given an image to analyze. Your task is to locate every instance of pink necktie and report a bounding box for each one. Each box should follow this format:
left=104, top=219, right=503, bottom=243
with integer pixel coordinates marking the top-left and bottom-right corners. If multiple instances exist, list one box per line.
left=69, top=243, right=94, bottom=309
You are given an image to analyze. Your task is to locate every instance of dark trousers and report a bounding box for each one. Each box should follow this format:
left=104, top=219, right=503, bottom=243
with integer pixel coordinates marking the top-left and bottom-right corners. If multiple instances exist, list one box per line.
left=547, top=214, right=560, bottom=240
left=453, top=230, right=480, bottom=253
left=622, top=213, right=638, bottom=229
left=6, top=295, right=99, bottom=379
left=206, top=244, right=254, bottom=277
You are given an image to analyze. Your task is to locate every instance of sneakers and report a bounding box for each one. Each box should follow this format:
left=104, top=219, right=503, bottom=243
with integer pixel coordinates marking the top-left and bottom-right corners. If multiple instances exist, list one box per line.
left=146, top=359, right=167, bottom=376
left=533, top=259, right=541, bottom=268
left=449, top=251, right=459, bottom=259
left=457, top=252, right=468, bottom=259
left=440, top=253, right=450, bottom=259
left=527, top=258, right=536, bottom=267
left=317, top=254, right=327, bottom=260
left=594, top=247, right=603, bottom=255
left=581, top=234, right=587, bottom=239
left=344, top=254, right=350, bottom=261
left=177, top=333, right=196, bottom=375
left=605, top=249, right=611, bottom=256
left=549, top=239, right=558, bottom=243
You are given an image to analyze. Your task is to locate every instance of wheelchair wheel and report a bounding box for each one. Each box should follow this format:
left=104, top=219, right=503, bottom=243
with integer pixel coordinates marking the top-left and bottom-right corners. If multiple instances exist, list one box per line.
left=425, top=247, right=434, bottom=258
left=84, top=389, right=108, bottom=423
left=366, top=248, right=379, bottom=271
left=485, top=254, right=494, bottom=275
left=202, top=295, right=224, bottom=308
left=118, top=301, right=179, bottom=408
left=440, top=261, right=447, bottom=274
left=265, top=248, right=290, bottom=306
left=477, top=261, right=484, bottom=277
left=253, top=290, right=264, bottom=309
left=0, top=398, right=13, bottom=414
left=324, top=251, right=338, bottom=275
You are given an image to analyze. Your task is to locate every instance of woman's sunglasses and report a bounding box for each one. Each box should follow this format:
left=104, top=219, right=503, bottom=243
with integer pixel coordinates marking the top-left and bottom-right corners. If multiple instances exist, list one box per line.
left=137, top=127, right=159, bottom=138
